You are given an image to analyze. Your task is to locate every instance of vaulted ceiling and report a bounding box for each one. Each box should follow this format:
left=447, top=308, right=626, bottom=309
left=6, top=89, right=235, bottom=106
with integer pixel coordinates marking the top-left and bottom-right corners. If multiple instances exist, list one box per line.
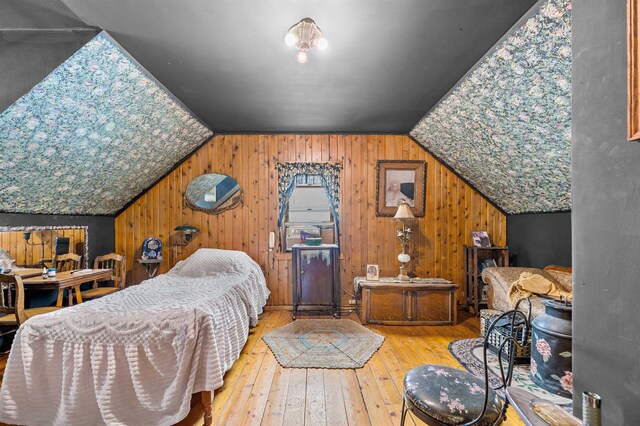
left=0, top=0, right=572, bottom=215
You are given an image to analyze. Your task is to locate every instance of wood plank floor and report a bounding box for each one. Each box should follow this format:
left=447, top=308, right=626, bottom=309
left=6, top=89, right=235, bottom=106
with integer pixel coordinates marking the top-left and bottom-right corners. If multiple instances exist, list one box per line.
left=0, top=310, right=525, bottom=426
left=210, top=310, right=524, bottom=426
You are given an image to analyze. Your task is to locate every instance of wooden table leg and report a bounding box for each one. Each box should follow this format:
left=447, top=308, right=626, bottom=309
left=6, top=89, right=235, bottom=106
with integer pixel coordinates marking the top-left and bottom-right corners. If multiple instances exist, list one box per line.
left=67, top=289, right=73, bottom=306
left=56, top=289, right=64, bottom=307
left=74, top=285, right=83, bottom=304
left=201, top=391, right=212, bottom=426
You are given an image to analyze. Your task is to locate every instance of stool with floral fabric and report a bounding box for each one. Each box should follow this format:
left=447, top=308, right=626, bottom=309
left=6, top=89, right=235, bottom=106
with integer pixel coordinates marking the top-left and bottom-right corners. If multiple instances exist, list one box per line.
left=400, top=299, right=532, bottom=426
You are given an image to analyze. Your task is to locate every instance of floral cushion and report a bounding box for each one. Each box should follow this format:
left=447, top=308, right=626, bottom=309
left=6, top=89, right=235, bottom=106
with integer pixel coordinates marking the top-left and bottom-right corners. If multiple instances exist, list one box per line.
left=403, top=365, right=502, bottom=425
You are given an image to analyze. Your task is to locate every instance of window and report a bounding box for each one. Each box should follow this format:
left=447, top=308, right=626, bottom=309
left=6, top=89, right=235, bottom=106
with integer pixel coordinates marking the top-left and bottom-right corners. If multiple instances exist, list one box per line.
left=283, top=185, right=336, bottom=251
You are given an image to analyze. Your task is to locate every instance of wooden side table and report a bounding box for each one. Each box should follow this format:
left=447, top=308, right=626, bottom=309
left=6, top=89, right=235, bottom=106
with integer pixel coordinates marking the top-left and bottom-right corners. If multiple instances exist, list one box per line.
left=137, top=258, right=164, bottom=279
left=354, top=277, right=458, bottom=325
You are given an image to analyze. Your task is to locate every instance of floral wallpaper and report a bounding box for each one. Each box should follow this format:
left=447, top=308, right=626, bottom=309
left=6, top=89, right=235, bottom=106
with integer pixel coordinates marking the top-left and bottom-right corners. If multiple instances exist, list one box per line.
left=0, top=32, right=212, bottom=215
left=410, top=0, right=572, bottom=214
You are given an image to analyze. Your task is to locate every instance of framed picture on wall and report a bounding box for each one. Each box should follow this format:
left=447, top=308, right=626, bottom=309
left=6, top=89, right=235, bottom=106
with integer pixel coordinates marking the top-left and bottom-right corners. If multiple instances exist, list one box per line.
left=471, top=231, right=492, bottom=248
left=375, top=160, right=426, bottom=217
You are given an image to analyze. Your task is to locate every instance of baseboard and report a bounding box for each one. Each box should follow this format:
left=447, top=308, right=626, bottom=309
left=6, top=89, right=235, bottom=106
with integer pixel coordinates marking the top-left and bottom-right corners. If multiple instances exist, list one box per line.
left=264, top=305, right=356, bottom=313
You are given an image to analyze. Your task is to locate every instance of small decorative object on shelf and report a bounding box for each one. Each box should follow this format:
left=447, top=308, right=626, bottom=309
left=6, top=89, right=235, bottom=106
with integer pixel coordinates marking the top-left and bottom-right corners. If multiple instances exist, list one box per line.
left=464, top=244, right=509, bottom=316
left=393, top=201, right=415, bottom=281
left=141, top=237, right=163, bottom=260
left=366, top=264, right=379, bottom=281
left=471, top=230, right=491, bottom=247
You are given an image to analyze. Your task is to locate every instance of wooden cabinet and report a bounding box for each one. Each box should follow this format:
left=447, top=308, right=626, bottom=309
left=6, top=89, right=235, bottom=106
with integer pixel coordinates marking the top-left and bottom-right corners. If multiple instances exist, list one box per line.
left=464, top=246, right=509, bottom=316
left=354, top=277, right=458, bottom=325
left=291, top=244, right=340, bottom=319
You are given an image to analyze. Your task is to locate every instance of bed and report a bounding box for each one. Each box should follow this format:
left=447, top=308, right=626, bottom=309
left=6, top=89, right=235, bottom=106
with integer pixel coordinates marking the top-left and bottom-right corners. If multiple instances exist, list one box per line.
left=0, top=248, right=270, bottom=426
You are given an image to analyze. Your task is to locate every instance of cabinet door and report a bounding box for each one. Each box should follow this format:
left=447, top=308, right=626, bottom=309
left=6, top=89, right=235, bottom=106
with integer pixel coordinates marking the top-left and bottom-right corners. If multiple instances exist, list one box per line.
left=299, top=249, right=334, bottom=305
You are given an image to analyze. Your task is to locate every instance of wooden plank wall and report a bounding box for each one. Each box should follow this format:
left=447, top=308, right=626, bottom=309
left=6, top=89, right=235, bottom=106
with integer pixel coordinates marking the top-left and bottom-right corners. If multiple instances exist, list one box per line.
left=114, top=135, right=505, bottom=307
left=0, top=229, right=85, bottom=267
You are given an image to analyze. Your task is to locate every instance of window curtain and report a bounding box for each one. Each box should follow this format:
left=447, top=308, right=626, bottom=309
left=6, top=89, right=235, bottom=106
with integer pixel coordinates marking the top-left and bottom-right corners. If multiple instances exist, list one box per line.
left=275, top=162, right=343, bottom=249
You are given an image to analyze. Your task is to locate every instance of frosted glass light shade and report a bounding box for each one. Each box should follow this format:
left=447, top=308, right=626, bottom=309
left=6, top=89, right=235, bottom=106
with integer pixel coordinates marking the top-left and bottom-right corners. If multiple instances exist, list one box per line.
left=284, top=33, right=297, bottom=47
left=398, top=253, right=410, bottom=263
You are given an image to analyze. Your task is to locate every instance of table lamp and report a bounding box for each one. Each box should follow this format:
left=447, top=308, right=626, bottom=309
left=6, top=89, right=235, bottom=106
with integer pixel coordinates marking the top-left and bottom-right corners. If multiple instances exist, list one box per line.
left=394, top=201, right=415, bottom=281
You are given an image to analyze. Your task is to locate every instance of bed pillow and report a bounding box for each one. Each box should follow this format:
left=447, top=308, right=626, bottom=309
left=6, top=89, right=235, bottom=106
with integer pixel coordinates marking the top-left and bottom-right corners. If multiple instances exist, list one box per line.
left=175, top=248, right=246, bottom=278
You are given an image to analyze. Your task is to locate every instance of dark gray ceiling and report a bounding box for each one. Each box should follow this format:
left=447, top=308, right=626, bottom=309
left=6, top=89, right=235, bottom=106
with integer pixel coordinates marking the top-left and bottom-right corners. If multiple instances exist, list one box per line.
left=59, top=0, right=536, bottom=133
left=0, top=0, right=97, bottom=112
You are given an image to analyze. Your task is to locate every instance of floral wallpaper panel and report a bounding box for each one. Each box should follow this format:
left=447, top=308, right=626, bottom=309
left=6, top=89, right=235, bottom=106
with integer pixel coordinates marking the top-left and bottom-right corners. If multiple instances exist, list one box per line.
left=0, top=32, right=212, bottom=215
left=410, top=0, right=572, bottom=214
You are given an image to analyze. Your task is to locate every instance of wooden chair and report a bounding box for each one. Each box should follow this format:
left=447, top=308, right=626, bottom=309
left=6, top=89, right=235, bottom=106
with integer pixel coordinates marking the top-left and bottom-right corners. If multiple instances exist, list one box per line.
left=81, top=254, right=126, bottom=300
left=53, top=253, right=83, bottom=305
left=0, top=274, right=60, bottom=331
left=53, top=253, right=82, bottom=272
left=400, top=299, right=531, bottom=426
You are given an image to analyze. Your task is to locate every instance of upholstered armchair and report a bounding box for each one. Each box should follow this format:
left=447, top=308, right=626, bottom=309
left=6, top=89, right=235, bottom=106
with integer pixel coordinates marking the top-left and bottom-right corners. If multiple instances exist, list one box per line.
left=481, top=266, right=572, bottom=319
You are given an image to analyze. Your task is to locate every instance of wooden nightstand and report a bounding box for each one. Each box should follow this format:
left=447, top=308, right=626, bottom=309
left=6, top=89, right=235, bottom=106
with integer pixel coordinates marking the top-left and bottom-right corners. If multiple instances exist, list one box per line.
left=354, top=277, right=458, bottom=325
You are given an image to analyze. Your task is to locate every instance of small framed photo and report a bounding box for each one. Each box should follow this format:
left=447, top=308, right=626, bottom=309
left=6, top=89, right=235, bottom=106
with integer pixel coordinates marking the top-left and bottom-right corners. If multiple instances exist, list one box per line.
left=376, top=160, right=426, bottom=217
left=471, top=231, right=492, bottom=248
left=366, top=264, right=380, bottom=281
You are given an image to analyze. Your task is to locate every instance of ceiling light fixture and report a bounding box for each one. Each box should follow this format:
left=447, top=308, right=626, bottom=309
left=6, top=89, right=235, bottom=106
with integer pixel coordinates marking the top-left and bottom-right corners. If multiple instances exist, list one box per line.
left=284, top=17, right=327, bottom=64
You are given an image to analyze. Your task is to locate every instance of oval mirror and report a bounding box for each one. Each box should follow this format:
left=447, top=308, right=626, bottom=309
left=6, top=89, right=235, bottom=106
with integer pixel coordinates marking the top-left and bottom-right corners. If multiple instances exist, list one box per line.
left=184, top=173, right=243, bottom=214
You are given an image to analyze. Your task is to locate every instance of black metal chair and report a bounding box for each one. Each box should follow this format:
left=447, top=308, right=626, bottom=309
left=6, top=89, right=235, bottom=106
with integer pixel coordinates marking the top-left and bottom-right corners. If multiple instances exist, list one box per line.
left=400, top=299, right=531, bottom=426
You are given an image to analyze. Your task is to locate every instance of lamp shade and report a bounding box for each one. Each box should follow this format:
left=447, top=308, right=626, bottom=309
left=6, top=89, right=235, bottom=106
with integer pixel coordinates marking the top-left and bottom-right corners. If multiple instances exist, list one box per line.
left=175, top=225, right=199, bottom=234
left=393, top=202, right=415, bottom=220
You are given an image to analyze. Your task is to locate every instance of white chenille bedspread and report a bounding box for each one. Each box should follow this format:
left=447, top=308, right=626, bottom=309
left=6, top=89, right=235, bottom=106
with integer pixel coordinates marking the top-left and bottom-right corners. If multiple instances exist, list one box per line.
left=0, top=249, right=269, bottom=426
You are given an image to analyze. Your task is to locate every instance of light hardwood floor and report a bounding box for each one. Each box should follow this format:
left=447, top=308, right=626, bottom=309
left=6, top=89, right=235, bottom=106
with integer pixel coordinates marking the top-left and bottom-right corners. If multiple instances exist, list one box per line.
left=209, top=310, right=524, bottom=426
left=0, top=310, right=524, bottom=426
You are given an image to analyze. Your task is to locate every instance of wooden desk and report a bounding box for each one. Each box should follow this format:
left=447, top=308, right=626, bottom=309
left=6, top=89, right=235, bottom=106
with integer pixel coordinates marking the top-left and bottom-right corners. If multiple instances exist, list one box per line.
left=22, top=269, right=112, bottom=307
left=354, top=277, right=459, bottom=325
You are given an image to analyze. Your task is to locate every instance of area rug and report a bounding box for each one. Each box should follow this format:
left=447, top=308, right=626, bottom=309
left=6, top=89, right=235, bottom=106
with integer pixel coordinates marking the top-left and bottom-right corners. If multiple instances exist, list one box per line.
left=263, top=319, right=384, bottom=369
left=449, top=338, right=572, bottom=410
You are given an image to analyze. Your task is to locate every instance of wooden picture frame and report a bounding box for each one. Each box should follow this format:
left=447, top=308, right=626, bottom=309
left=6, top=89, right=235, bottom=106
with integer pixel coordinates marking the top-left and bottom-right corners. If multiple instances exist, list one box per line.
left=629, top=0, right=640, bottom=140
left=375, top=160, right=426, bottom=217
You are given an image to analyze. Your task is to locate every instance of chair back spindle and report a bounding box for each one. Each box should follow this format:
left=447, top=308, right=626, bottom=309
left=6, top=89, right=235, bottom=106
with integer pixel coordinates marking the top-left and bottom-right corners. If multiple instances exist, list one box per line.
left=54, top=253, right=82, bottom=272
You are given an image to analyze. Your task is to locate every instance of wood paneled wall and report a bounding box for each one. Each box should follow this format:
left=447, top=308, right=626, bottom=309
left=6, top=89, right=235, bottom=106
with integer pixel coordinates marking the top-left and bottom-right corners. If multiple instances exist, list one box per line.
left=0, top=229, right=85, bottom=267
left=115, top=135, right=505, bottom=306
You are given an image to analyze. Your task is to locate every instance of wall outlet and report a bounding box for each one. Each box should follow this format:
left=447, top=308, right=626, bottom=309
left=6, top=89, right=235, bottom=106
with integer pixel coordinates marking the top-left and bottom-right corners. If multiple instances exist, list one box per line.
left=348, top=299, right=356, bottom=305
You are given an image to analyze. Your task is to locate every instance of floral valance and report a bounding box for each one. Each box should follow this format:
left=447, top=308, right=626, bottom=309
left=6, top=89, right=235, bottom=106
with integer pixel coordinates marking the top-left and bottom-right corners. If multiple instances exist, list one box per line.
left=275, top=162, right=343, bottom=248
